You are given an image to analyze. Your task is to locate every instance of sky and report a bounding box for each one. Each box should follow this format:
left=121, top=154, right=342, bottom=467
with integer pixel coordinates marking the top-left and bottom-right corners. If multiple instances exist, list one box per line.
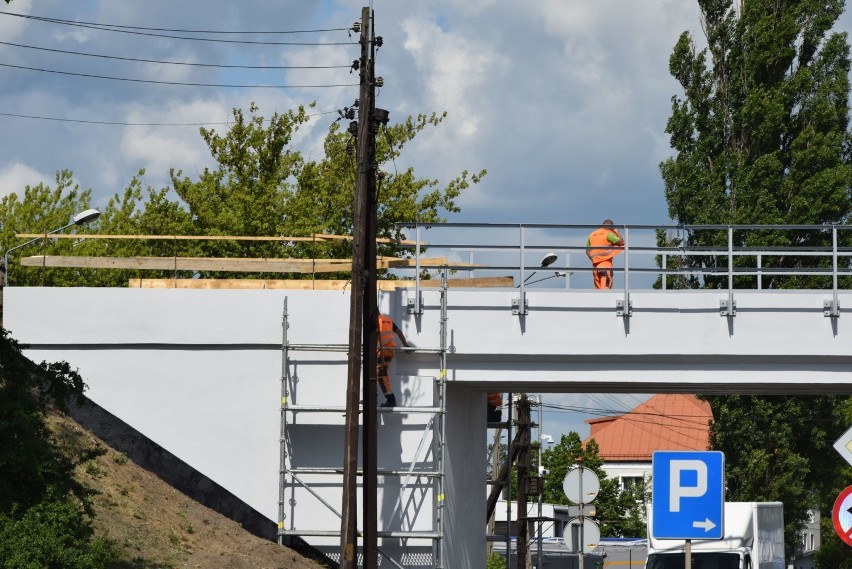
left=0, top=0, right=850, bottom=438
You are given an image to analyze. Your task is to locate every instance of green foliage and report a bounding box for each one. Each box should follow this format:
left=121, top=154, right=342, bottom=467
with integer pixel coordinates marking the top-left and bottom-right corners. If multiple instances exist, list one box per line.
left=703, top=395, right=849, bottom=559
left=3, top=103, right=483, bottom=285
left=486, top=551, right=507, bottom=569
left=0, top=493, right=119, bottom=569
left=659, top=0, right=852, bottom=289
left=539, top=433, right=646, bottom=538
left=0, top=170, right=97, bottom=287
left=0, top=330, right=121, bottom=567
left=662, top=2, right=852, bottom=560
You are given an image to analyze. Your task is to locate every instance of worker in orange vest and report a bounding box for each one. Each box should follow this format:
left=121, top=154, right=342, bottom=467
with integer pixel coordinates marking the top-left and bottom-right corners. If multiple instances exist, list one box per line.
left=377, top=312, right=410, bottom=408
left=586, top=220, right=625, bottom=289
left=487, top=392, right=503, bottom=422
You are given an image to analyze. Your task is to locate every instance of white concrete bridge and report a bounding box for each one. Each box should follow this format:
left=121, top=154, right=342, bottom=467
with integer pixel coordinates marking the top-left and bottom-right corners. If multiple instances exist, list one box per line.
left=5, top=222, right=852, bottom=568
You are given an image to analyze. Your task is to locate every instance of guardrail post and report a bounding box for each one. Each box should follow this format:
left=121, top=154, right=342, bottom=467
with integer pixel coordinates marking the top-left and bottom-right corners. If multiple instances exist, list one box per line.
left=618, top=226, right=632, bottom=317
left=720, top=226, right=736, bottom=317
left=408, top=225, right=423, bottom=314
left=825, top=225, right=840, bottom=318
left=513, top=225, right=528, bottom=315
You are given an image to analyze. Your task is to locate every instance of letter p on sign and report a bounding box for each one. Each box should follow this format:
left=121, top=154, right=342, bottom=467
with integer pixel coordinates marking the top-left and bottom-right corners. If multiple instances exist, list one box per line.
left=669, top=460, right=707, bottom=512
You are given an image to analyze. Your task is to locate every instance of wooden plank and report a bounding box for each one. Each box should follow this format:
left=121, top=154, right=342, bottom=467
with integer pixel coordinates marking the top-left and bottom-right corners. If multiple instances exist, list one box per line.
left=128, top=279, right=363, bottom=290
left=128, top=277, right=514, bottom=290
left=21, top=255, right=456, bottom=272
left=15, top=232, right=423, bottom=245
left=397, top=276, right=514, bottom=288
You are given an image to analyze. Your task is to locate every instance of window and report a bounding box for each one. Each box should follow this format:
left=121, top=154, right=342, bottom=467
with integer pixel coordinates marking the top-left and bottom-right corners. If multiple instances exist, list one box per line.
left=622, top=476, right=643, bottom=490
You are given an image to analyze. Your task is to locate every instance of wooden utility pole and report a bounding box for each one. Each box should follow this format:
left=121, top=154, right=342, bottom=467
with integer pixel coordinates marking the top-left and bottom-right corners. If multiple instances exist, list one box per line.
left=516, top=395, right=531, bottom=569
left=360, top=7, right=379, bottom=568
left=339, top=8, right=371, bottom=569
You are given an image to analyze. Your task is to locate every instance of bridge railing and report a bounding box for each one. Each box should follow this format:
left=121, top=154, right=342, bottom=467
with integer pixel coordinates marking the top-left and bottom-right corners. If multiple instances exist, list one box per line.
left=394, top=223, right=852, bottom=315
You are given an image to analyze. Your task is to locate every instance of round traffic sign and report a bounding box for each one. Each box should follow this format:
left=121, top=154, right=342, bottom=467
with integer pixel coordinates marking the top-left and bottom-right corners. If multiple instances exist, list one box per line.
left=566, top=517, right=600, bottom=554
left=833, top=485, right=852, bottom=546
left=563, top=466, right=600, bottom=504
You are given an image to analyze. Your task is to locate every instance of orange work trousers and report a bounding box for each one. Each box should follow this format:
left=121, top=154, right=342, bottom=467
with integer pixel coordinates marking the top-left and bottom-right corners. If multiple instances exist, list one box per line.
left=593, top=260, right=614, bottom=289
left=377, top=358, right=393, bottom=396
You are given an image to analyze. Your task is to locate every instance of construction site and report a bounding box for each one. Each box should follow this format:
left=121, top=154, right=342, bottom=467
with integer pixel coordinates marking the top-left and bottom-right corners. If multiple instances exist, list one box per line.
left=6, top=220, right=852, bottom=568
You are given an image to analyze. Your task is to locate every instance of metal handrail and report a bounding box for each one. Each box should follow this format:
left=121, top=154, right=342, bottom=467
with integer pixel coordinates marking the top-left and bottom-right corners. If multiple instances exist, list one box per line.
left=393, top=223, right=852, bottom=314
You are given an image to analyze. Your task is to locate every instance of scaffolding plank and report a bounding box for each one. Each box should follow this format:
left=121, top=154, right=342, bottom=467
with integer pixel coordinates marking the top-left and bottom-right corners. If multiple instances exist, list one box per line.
left=21, top=255, right=451, bottom=273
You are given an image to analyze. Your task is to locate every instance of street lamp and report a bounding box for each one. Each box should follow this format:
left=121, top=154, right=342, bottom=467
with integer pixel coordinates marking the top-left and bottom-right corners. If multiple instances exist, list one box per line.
left=520, top=252, right=559, bottom=286
left=3, top=208, right=100, bottom=286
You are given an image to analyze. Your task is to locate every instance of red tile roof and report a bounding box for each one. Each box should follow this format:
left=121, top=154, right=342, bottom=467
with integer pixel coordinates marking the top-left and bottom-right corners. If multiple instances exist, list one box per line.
left=583, top=394, right=712, bottom=461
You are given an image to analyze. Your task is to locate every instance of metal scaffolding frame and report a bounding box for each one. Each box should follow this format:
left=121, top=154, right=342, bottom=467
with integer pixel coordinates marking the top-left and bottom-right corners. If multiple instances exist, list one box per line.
left=277, top=272, right=450, bottom=568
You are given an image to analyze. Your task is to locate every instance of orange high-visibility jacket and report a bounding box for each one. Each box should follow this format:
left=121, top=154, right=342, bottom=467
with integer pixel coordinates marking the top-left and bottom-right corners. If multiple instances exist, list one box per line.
left=487, top=393, right=503, bottom=408
left=587, top=227, right=623, bottom=264
left=378, top=314, right=397, bottom=359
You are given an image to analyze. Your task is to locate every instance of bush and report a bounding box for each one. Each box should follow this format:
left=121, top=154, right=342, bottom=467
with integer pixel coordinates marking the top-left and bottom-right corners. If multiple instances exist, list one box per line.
left=0, top=493, right=119, bottom=569
left=0, top=331, right=122, bottom=567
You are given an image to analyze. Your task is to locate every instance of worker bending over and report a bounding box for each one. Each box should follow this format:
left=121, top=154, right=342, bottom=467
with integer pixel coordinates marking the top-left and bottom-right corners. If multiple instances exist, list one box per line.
left=377, top=312, right=410, bottom=408
left=586, top=220, right=625, bottom=289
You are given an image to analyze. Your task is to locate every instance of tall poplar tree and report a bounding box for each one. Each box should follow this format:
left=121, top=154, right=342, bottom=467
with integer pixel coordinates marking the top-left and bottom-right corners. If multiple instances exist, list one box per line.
left=661, top=1, right=852, bottom=564
left=660, top=0, right=852, bottom=289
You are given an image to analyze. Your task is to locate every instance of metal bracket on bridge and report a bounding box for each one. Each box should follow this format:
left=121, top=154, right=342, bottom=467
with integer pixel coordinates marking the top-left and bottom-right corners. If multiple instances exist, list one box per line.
left=824, top=299, right=840, bottom=318
left=720, top=298, right=736, bottom=317
left=407, top=292, right=423, bottom=315
left=511, top=297, right=528, bottom=316
left=616, top=298, right=632, bottom=318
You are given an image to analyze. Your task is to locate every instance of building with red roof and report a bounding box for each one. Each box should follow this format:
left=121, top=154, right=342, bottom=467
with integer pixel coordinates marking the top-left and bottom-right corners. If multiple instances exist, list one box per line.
left=583, top=394, right=713, bottom=490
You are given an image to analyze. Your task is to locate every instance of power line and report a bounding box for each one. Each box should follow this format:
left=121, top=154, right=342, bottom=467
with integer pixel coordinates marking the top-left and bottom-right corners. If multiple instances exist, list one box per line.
left=0, top=62, right=357, bottom=88
left=0, top=109, right=340, bottom=127
left=0, top=11, right=351, bottom=34
left=0, top=40, right=352, bottom=70
left=0, top=12, right=356, bottom=45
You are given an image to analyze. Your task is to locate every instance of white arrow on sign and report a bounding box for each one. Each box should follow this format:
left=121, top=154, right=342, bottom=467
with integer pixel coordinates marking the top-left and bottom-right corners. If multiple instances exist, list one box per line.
left=692, top=518, right=717, bottom=532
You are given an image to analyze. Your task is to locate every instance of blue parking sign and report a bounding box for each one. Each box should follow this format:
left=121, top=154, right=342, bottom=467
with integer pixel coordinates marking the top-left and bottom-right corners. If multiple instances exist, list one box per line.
left=652, top=451, right=724, bottom=539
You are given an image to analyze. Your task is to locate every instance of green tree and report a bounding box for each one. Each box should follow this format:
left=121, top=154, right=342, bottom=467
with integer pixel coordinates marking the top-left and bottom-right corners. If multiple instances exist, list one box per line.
left=3, top=103, right=484, bottom=285
left=0, top=171, right=99, bottom=287
left=661, top=1, right=852, bottom=560
left=701, top=395, right=849, bottom=553
left=659, top=0, right=852, bottom=289
left=540, top=433, right=646, bottom=538
left=0, top=330, right=120, bottom=567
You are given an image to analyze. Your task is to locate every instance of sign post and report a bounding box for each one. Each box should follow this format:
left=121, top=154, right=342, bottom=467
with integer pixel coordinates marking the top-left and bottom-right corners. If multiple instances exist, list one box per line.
left=652, top=451, right=725, bottom=569
left=563, top=466, right=600, bottom=569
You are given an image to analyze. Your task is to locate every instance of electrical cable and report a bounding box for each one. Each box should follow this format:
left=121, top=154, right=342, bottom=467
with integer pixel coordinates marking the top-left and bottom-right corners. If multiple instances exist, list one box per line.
left=0, top=109, right=340, bottom=127
left=0, top=40, right=351, bottom=69
left=0, top=11, right=350, bottom=34
left=0, top=62, right=357, bottom=88
left=0, top=12, right=355, bottom=44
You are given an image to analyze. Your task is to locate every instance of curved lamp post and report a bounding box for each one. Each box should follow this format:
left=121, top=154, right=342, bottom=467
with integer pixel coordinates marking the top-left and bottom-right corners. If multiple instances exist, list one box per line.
left=520, top=252, right=561, bottom=286
left=3, top=208, right=100, bottom=286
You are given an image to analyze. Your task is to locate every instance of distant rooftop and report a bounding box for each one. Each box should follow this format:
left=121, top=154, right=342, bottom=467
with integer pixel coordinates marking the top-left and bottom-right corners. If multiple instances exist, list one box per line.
left=584, top=394, right=712, bottom=461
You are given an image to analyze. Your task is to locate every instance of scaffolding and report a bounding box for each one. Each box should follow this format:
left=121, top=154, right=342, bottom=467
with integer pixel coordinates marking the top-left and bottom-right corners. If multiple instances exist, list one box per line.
left=277, top=273, right=450, bottom=568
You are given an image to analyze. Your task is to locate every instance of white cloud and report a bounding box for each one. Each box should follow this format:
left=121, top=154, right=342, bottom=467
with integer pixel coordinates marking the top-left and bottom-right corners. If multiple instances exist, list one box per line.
left=0, top=163, right=50, bottom=198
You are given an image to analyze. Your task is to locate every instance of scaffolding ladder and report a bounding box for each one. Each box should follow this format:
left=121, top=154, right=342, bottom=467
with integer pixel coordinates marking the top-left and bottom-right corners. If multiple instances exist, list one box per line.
left=277, top=276, right=450, bottom=568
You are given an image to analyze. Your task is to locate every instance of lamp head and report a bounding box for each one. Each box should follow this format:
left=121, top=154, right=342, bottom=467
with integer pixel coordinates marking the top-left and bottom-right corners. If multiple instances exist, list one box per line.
left=73, top=208, right=100, bottom=225
left=540, top=252, right=558, bottom=267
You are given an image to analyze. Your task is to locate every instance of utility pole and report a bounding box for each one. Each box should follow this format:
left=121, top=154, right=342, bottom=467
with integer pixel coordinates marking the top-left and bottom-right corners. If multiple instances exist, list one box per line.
left=360, top=6, right=379, bottom=567
left=340, top=8, right=371, bottom=569
left=516, top=395, right=531, bottom=569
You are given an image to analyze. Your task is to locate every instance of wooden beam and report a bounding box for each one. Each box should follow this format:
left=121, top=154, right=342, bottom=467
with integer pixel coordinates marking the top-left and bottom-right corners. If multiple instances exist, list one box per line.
left=21, top=255, right=456, bottom=272
left=127, top=277, right=514, bottom=290
left=15, top=232, right=423, bottom=245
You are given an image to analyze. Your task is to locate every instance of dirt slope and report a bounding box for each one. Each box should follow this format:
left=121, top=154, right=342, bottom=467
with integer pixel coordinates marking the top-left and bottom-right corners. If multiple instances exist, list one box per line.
left=53, top=415, right=330, bottom=569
